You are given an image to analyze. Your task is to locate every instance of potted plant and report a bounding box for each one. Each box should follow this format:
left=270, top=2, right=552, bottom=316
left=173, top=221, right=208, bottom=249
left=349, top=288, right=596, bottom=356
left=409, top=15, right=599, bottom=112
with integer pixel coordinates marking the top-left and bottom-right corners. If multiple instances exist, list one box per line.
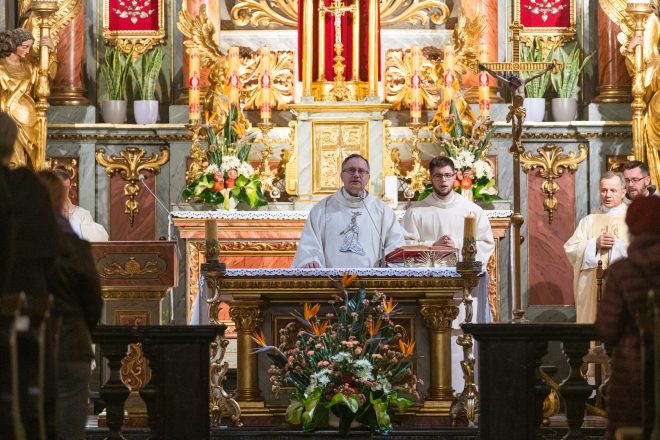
left=550, top=43, right=594, bottom=121
left=100, top=46, right=133, bottom=124
left=521, top=38, right=553, bottom=122
left=131, top=46, right=163, bottom=124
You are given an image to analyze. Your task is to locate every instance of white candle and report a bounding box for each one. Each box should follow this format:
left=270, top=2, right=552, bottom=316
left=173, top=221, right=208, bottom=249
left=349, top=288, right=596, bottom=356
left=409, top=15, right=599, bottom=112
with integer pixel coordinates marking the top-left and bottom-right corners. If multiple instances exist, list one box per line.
left=384, top=175, right=398, bottom=208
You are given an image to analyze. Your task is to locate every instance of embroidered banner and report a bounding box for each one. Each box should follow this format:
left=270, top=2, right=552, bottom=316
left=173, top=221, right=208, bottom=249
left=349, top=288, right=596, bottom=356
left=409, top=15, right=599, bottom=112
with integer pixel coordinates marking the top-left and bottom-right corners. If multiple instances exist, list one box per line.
left=519, top=0, right=571, bottom=28
left=103, top=0, right=165, bottom=54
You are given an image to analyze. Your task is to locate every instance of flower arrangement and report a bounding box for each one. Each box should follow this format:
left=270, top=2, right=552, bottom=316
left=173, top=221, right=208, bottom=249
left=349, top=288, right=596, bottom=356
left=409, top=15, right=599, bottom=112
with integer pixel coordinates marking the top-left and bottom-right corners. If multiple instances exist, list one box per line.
left=252, top=273, right=420, bottom=435
left=182, top=105, right=267, bottom=210
left=423, top=101, right=499, bottom=202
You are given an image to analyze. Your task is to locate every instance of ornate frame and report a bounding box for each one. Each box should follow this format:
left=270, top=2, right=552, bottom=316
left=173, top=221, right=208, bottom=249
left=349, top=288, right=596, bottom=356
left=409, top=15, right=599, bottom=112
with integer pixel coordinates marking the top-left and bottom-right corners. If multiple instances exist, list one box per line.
left=102, top=0, right=166, bottom=56
left=514, top=0, right=576, bottom=52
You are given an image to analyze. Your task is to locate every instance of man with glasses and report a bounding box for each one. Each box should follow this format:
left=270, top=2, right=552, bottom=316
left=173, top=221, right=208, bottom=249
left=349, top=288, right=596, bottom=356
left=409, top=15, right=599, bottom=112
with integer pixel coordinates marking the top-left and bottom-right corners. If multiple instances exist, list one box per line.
left=401, top=156, right=495, bottom=265
left=292, top=153, right=405, bottom=268
left=621, top=160, right=656, bottom=202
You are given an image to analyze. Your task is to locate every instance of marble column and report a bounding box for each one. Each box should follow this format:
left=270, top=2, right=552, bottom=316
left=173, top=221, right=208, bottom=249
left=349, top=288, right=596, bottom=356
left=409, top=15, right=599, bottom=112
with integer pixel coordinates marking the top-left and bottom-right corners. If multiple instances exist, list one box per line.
left=592, top=4, right=632, bottom=103
left=461, top=0, right=503, bottom=103
left=180, top=0, right=222, bottom=103
left=49, top=1, right=88, bottom=105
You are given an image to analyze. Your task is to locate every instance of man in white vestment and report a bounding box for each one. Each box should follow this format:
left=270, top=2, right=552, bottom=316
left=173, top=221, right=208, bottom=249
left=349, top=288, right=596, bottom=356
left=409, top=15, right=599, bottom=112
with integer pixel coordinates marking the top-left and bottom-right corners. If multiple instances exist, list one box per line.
left=402, top=156, right=495, bottom=393
left=292, top=154, right=405, bottom=268
left=564, top=171, right=629, bottom=323
left=53, top=169, right=109, bottom=242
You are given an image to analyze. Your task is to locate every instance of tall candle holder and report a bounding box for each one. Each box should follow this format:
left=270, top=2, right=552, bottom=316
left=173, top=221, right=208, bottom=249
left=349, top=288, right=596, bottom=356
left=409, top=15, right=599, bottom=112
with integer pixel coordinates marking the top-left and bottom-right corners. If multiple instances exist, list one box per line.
left=184, top=123, right=206, bottom=185
left=403, top=121, right=429, bottom=200
left=256, top=121, right=280, bottom=200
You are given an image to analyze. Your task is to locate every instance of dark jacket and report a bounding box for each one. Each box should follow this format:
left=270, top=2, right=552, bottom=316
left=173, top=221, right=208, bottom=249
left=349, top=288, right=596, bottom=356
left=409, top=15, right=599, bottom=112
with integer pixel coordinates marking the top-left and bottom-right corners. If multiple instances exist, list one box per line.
left=0, top=166, right=13, bottom=292
left=48, top=215, right=103, bottom=362
left=595, top=234, right=660, bottom=440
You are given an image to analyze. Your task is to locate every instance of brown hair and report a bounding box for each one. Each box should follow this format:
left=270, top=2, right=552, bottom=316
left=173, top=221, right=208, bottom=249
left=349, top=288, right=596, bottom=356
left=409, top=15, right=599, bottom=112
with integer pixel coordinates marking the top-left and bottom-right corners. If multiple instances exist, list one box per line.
left=37, top=169, right=68, bottom=214
left=429, top=156, right=455, bottom=175
left=341, top=153, right=370, bottom=171
left=621, top=160, right=649, bottom=176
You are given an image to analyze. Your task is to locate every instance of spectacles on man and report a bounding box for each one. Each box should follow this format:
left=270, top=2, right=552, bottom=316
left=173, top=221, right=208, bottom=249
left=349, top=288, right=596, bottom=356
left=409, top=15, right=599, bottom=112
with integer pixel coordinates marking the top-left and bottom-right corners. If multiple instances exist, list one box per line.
left=342, top=167, right=369, bottom=176
left=624, top=176, right=648, bottom=184
left=431, top=173, right=455, bottom=180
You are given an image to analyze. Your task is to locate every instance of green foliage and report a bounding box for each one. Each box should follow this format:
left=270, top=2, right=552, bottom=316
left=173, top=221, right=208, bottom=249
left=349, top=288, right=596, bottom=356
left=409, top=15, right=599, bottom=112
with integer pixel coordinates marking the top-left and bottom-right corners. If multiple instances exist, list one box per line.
left=551, top=43, right=595, bottom=99
left=131, top=46, right=163, bottom=100
left=100, top=46, right=134, bottom=101
left=521, top=38, right=554, bottom=98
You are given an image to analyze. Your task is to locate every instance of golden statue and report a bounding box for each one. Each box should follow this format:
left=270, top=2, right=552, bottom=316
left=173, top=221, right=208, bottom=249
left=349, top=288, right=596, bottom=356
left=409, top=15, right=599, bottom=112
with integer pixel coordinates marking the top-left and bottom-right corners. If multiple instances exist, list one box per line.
left=0, top=29, right=56, bottom=168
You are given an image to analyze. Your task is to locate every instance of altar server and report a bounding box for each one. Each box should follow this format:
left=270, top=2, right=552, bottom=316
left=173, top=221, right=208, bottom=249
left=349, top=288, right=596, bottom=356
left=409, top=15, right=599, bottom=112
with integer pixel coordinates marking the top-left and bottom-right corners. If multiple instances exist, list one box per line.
left=564, top=171, right=629, bottom=323
left=292, top=154, right=405, bottom=268
left=401, top=156, right=495, bottom=265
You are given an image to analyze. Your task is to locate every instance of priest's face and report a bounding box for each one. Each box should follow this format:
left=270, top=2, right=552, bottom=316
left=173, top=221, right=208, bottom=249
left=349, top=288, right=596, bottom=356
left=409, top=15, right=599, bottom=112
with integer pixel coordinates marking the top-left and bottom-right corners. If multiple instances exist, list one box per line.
left=623, top=166, right=651, bottom=199
left=341, top=156, right=370, bottom=197
left=599, top=177, right=625, bottom=208
left=430, top=165, right=456, bottom=199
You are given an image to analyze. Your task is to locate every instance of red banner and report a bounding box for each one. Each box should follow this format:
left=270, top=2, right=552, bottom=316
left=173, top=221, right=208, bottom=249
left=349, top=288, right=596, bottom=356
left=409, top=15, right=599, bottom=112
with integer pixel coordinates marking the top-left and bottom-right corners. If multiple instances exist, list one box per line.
left=107, top=0, right=160, bottom=32
left=519, top=0, right=571, bottom=28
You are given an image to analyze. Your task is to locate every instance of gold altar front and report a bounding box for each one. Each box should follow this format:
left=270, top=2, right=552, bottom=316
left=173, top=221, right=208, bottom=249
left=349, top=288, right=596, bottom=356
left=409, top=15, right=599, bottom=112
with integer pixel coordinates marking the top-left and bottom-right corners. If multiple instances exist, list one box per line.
left=217, top=270, right=469, bottom=419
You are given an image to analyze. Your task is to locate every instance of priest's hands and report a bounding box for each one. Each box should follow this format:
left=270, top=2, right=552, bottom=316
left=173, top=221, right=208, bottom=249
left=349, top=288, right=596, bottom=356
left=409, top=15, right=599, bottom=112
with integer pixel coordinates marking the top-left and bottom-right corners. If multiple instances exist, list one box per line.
left=434, top=235, right=455, bottom=248
left=303, top=261, right=321, bottom=268
left=596, top=233, right=616, bottom=250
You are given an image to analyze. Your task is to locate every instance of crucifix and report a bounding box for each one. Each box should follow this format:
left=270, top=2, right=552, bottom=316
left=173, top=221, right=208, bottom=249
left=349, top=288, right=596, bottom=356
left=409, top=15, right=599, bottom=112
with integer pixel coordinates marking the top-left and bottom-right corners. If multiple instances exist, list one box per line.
left=320, top=0, right=357, bottom=100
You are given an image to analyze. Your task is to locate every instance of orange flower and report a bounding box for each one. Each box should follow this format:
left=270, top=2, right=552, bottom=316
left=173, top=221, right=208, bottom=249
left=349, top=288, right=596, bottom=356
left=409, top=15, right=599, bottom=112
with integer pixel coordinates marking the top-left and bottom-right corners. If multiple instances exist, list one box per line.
left=303, top=302, right=320, bottom=321
left=368, top=320, right=382, bottom=337
left=341, top=272, right=358, bottom=288
left=251, top=330, right=267, bottom=347
left=453, top=179, right=461, bottom=190
left=461, top=178, right=473, bottom=190
left=398, top=339, right=415, bottom=357
left=382, top=296, right=397, bottom=314
left=311, top=320, right=329, bottom=336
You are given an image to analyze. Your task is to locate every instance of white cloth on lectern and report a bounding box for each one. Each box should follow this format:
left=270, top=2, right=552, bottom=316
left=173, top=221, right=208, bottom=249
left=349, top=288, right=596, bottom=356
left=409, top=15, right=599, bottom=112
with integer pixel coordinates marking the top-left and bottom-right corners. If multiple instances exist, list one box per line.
left=189, top=274, right=210, bottom=325
left=451, top=273, right=491, bottom=393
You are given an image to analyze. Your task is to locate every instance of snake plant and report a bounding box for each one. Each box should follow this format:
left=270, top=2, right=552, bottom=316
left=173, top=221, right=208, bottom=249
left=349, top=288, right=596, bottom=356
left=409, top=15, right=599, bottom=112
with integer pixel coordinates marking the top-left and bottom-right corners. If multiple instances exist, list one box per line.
left=100, top=46, right=134, bottom=101
left=521, top=38, right=553, bottom=98
left=131, top=46, right=164, bottom=100
left=551, top=43, right=595, bottom=99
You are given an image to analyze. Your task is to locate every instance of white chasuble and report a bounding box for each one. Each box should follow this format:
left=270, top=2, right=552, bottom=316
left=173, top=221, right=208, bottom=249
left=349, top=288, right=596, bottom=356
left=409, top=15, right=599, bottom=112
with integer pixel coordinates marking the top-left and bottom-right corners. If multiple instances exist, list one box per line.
left=564, top=204, right=629, bottom=323
left=401, top=192, right=495, bottom=265
left=292, top=190, right=405, bottom=268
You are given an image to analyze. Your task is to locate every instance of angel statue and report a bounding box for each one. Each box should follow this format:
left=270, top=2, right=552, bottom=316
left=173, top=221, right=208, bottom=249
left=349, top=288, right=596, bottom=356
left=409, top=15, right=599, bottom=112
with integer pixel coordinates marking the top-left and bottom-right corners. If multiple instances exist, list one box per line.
left=0, top=29, right=56, bottom=168
left=480, top=62, right=555, bottom=152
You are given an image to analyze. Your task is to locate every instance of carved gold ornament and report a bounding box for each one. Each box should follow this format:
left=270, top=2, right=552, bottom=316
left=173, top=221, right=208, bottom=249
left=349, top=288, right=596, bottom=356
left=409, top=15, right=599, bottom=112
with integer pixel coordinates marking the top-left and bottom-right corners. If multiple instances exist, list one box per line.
left=209, top=335, right=243, bottom=426
left=514, top=0, right=576, bottom=55
left=241, top=50, right=295, bottom=111
left=19, top=0, right=82, bottom=48
left=103, top=0, right=165, bottom=56
left=120, top=343, right=151, bottom=391
left=96, top=147, right=170, bottom=226
left=520, top=143, right=588, bottom=224
left=103, top=257, right=160, bottom=277
left=230, top=0, right=449, bottom=28
left=449, top=13, right=488, bottom=79
left=177, top=3, right=225, bottom=70
left=385, top=49, right=439, bottom=111
left=419, top=304, right=459, bottom=330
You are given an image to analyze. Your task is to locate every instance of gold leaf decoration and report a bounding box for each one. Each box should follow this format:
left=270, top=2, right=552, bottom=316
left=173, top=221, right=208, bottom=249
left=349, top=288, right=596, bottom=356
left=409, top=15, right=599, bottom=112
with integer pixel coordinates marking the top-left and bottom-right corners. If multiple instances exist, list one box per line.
left=385, top=49, right=439, bottom=110
left=242, top=49, right=295, bottom=111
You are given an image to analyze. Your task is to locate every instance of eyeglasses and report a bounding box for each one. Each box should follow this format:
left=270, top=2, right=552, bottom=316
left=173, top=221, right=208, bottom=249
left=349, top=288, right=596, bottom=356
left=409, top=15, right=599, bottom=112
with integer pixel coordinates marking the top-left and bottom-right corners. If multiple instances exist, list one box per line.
left=431, top=173, right=455, bottom=180
left=624, top=177, right=648, bottom=184
left=342, top=168, right=369, bottom=176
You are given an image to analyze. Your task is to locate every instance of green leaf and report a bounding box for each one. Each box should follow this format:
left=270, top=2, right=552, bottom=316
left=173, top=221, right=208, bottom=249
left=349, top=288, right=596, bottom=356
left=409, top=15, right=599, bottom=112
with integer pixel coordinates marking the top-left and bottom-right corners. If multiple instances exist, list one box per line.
left=325, top=393, right=359, bottom=414
left=285, top=399, right=304, bottom=425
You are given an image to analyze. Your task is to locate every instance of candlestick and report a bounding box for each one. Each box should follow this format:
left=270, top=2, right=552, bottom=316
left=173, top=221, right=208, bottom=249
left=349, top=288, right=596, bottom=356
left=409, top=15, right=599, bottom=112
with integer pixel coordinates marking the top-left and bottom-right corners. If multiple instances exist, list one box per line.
left=205, top=219, right=220, bottom=261
left=410, top=46, right=422, bottom=122
left=228, top=46, right=241, bottom=106
left=188, top=47, right=201, bottom=124
left=259, top=46, right=272, bottom=123
left=478, top=42, right=490, bottom=120
left=443, top=45, right=455, bottom=116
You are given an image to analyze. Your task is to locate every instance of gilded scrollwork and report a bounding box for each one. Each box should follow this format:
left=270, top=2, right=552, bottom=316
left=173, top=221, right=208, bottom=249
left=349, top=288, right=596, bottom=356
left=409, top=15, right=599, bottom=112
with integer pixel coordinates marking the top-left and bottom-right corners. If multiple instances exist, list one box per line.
left=228, top=305, right=264, bottom=332
left=419, top=304, right=459, bottom=330
left=102, top=257, right=160, bottom=277
left=120, top=343, right=151, bottom=392
left=241, top=50, right=295, bottom=111
left=385, top=49, right=439, bottom=111
left=520, top=143, right=588, bottom=223
left=210, top=335, right=243, bottom=427
left=486, top=253, right=498, bottom=322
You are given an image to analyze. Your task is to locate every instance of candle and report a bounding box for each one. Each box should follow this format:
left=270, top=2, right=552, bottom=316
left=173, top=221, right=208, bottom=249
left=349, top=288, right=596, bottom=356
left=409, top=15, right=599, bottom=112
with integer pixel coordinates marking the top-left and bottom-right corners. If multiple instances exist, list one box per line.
left=410, top=46, right=422, bottom=122
left=384, top=175, right=398, bottom=208
left=228, top=46, right=241, bottom=106
left=260, top=46, right=272, bottom=122
left=478, top=42, right=490, bottom=119
left=443, top=45, right=455, bottom=116
left=188, top=47, right=200, bottom=124
left=205, top=219, right=219, bottom=261
left=463, top=211, right=476, bottom=244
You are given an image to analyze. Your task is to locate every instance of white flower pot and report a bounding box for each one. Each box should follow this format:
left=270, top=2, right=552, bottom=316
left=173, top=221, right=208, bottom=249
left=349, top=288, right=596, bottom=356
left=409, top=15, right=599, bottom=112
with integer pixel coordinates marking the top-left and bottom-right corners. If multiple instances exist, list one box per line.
left=134, top=100, right=159, bottom=124
left=523, top=97, right=546, bottom=122
left=101, top=100, right=127, bottom=124
left=551, top=98, right=578, bottom=122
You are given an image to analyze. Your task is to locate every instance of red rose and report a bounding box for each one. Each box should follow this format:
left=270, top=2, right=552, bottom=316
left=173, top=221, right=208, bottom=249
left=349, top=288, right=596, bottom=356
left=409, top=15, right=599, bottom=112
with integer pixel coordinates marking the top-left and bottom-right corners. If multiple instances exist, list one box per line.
left=456, top=170, right=463, bottom=180
left=213, top=172, right=223, bottom=181
left=461, top=177, right=473, bottom=190
left=214, top=180, right=224, bottom=191
left=225, top=178, right=236, bottom=189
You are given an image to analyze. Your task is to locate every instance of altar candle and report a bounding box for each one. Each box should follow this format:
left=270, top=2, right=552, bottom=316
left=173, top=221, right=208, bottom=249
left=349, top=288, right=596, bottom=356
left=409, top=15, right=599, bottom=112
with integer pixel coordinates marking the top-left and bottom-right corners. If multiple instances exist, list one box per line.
left=205, top=219, right=218, bottom=261
left=463, top=211, right=476, bottom=244
left=188, top=47, right=200, bottom=124
left=410, top=46, right=422, bottom=121
left=442, top=45, right=455, bottom=116
left=228, top=46, right=241, bottom=105
left=384, top=175, right=399, bottom=208
left=260, top=46, right=272, bottom=122
left=478, top=41, right=490, bottom=119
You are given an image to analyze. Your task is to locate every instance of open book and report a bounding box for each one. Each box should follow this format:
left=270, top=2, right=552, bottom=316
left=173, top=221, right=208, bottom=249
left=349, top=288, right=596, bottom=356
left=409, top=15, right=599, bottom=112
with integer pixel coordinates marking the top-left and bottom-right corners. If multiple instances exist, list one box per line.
left=385, top=245, right=458, bottom=268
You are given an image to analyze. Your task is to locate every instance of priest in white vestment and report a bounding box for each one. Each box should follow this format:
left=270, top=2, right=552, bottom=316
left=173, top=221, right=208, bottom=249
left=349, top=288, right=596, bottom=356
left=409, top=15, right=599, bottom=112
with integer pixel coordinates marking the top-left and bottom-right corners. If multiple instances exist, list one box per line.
left=292, top=154, right=405, bottom=268
left=564, top=171, right=629, bottom=323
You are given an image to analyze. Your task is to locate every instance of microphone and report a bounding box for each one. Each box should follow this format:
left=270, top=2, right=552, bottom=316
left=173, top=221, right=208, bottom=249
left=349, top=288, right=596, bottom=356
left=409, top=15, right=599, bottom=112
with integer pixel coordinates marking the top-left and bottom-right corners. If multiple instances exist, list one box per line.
left=360, top=190, right=386, bottom=268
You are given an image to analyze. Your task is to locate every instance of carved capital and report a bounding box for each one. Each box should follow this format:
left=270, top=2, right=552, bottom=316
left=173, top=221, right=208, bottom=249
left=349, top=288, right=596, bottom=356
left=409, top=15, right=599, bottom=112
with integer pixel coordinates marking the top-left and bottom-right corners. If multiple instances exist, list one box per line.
left=420, top=304, right=459, bottom=331
left=229, top=304, right=263, bottom=332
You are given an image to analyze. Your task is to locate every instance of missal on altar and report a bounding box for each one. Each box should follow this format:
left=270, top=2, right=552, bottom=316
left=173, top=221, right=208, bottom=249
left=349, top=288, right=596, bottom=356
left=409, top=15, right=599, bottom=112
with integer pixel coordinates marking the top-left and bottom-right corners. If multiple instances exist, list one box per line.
left=385, top=245, right=458, bottom=268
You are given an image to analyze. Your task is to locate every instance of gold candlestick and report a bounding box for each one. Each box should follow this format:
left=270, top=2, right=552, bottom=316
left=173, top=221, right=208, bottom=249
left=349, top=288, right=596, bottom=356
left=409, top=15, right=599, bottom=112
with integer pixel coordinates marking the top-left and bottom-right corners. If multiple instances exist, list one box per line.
left=257, top=121, right=280, bottom=200
left=404, top=122, right=429, bottom=198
